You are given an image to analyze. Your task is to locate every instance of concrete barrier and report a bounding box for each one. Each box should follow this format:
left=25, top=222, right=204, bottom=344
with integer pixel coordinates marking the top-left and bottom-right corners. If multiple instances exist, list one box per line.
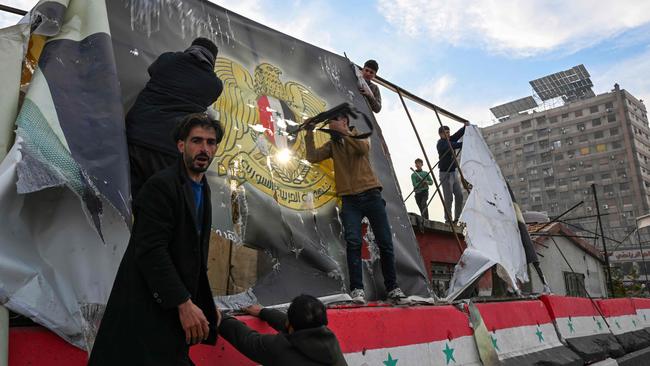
left=630, top=298, right=650, bottom=332
left=540, top=295, right=624, bottom=362
left=473, top=300, right=583, bottom=366
left=596, top=299, right=650, bottom=353
left=9, top=305, right=483, bottom=366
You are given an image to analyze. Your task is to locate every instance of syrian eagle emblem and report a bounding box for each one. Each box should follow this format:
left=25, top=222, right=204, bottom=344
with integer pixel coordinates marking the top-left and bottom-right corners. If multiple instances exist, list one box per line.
left=211, top=58, right=337, bottom=210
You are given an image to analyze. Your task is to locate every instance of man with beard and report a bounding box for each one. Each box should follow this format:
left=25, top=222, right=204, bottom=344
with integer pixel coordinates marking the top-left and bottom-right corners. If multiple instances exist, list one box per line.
left=126, top=37, right=223, bottom=198
left=89, top=113, right=223, bottom=366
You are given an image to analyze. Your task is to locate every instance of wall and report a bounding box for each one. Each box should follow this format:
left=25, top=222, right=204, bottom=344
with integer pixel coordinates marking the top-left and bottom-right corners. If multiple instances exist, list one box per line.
left=531, top=236, right=607, bottom=297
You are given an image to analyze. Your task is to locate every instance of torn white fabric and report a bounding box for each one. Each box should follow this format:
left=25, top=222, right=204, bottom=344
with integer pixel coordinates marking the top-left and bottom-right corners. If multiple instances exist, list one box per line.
left=445, top=126, right=528, bottom=301
left=0, top=138, right=130, bottom=350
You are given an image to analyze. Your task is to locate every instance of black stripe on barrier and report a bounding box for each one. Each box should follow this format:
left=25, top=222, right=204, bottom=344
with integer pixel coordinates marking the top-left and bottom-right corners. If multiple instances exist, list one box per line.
left=615, top=330, right=650, bottom=353
left=565, top=333, right=625, bottom=363
left=501, top=345, right=583, bottom=366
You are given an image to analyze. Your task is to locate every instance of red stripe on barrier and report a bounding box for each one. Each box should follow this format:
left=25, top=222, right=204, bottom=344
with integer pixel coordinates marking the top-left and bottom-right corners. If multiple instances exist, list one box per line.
left=9, top=327, right=88, bottom=365
left=328, top=305, right=472, bottom=352
left=9, top=305, right=473, bottom=365
left=540, top=295, right=602, bottom=318
left=631, top=297, right=650, bottom=310
left=596, top=298, right=636, bottom=317
left=475, top=300, right=553, bottom=330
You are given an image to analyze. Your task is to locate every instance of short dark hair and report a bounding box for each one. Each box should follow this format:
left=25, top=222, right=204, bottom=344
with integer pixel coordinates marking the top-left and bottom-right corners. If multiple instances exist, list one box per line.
left=415, top=158, right=423, bottom=164
left=191, top=37, right=219, bottom=59
left=174, top=113, right=223, bottom=143
left=438, top=125, right=450, bottom=134
left=287, top=294, right=328, bottom=331
left=364, top=59, right=379, bottom=72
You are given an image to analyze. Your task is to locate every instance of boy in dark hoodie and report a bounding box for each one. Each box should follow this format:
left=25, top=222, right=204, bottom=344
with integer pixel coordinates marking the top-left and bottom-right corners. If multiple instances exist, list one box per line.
left=218, top=294, right=348, bottom=366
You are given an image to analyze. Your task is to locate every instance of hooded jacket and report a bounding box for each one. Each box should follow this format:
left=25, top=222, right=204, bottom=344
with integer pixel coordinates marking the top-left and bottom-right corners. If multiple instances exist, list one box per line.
left=219, top=308, right=348, bottom=366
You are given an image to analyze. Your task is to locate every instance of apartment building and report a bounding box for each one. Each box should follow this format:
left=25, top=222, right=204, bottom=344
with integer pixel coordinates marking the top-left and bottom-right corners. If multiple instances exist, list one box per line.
left=482, top=84, right=650, bottom=248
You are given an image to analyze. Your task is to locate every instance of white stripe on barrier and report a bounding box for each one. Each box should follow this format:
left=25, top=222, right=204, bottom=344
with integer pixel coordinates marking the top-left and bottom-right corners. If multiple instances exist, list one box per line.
left=490, top=323, right=561, bottom=360
left=604, top=314, right=645, bottom=336
left=554, top=315, right=611, bottom=339
left=636, top=308, right=650, bottom=329
left=591, top=358, right=618, bottom=366
left=343, top=335, right=481, bottom=366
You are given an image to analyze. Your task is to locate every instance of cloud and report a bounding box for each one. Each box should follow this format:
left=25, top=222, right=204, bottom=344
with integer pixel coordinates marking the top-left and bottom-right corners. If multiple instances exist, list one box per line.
left=377, top=0, right=650, bottom=57
left=593, top=47, right=650, bottom=106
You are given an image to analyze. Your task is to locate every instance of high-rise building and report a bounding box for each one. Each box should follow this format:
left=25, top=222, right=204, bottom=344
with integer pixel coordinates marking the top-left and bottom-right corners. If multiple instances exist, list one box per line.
left=482, top=84, right=650, bottom=250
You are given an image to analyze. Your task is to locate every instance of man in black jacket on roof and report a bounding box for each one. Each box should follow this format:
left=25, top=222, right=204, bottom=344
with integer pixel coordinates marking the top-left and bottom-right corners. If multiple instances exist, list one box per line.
left=219, top=294, right=348, bottom=366
left=437, top=122, right=469, bottom=224
left=127, top=37, right=223, bottom=198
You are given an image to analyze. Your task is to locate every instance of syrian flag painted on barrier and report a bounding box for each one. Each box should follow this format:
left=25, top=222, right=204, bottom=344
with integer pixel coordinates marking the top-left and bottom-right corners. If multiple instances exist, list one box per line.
left=596, top=298, right=650, bottom=353
left=540, top=295, right=624, bottom=362
left=474, top=300, right=583, bottom=366
left=632, top=297, right=650, bottom=331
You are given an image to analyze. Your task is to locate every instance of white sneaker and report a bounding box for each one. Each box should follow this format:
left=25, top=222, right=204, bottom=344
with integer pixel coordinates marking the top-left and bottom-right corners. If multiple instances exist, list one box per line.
left=387, top=287, right=410, bottom=305
left=350, top=289, right=366, bottom=304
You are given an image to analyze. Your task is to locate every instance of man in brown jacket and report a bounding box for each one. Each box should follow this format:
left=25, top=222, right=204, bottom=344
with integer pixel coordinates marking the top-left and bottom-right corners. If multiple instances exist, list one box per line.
left=304, top=114, right=406, bottom=304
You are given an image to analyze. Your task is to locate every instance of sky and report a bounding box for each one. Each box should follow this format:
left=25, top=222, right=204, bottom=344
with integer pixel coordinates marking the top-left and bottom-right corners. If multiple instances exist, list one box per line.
left=2, top=0, right=650, bottom=220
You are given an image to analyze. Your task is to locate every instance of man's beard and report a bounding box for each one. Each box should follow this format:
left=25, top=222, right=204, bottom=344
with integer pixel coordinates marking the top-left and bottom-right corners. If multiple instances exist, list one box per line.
left=184, top=152, right=213, bottom=173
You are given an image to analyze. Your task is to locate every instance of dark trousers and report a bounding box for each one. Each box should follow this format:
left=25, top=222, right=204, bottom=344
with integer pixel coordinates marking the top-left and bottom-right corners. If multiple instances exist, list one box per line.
left=129, top=144, right=178, bottom=200
left=340, top=189, right=398, bottom=292
left=414, top=190, right=429, bottom=219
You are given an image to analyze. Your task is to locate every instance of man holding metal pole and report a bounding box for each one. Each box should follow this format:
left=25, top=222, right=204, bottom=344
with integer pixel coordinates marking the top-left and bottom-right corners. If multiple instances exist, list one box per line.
left=437, top=123, right=469, bottom=224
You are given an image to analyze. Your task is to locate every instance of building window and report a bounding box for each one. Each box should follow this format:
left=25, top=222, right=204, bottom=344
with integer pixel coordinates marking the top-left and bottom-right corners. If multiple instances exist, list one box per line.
left=605, top=102, right=614, bottom=109
left=513, top=126, right=520, bottom=133
left=522, top=120, right=532, bottom=129
left=577, top=123, right=586, bottom=131
left=590, top=106, right=599, bottom=114
left=575, top=110, right=583, bottom=117
left=585, top=174, right=594, bottom=182
left=592, top=118, right=601, bottom=127
left=562, top=113, right=569, bottom=119
left=431, top=262, right=454, bottom=298
left=580, top=147, right=590, bottom=155
left=594, top=131, right=604, bottom=139
left=564, top=272, right=587, bottom=297
left=549, top=116, right=558, bottom=123
left=610, top=127, right=619, bottom=136
left=596, top=143, right=607, bottom=152
left=612, top=141, right=622, bottom=149
left=608, top=114, right=616, bottom=122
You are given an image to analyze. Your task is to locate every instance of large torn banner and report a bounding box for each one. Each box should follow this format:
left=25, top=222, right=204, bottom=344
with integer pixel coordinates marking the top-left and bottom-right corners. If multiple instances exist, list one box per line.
left=106, top=0, right=431, bottom=307
left=0, top=0, right=431, bottom=351
left=445, top=126, right=528, bottom=301
left=0, top=0, right=131, bottom=349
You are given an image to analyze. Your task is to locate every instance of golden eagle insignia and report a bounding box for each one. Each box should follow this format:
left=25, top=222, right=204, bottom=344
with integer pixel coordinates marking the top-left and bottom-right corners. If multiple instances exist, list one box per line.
left=211, top=57, right=336, bottom=210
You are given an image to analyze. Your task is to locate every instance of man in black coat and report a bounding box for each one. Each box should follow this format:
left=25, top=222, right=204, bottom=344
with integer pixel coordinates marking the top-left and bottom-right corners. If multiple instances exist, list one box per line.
left=89, top=113, right=224, bottom=366
left=219, top=294, right=348, bottom=366
left=127, top=37, right=224, bottom=198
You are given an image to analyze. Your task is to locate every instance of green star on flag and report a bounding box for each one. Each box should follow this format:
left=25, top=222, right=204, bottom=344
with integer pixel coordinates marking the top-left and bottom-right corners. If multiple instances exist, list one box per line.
left=383, top=353, right=398, bottom=366
left=535, top=326, right=544, bottom=343
left=567, top=318, right=575, bottom=333
left=632, top=320, right=637, bottom=327
left=596, top=319, right=603, bottom=330
left=443, top=342, right=456, bottom=364
left=615, top=320, right=621, bottom=329
left=644, top=314, right=647, bottom=321
left=491, top=333, right=500, bottom=351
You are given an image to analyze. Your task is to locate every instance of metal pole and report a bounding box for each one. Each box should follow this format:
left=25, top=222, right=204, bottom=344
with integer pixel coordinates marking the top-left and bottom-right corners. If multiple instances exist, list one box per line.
left=592, top=183, right=615, bottom=297
left=0, top=4, right=27, bottom=16
left=0, top=305, right=8, bottom=366
left=635, top=226, right=650, bottom=294
left=396, top=89, right=464, bottom=254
